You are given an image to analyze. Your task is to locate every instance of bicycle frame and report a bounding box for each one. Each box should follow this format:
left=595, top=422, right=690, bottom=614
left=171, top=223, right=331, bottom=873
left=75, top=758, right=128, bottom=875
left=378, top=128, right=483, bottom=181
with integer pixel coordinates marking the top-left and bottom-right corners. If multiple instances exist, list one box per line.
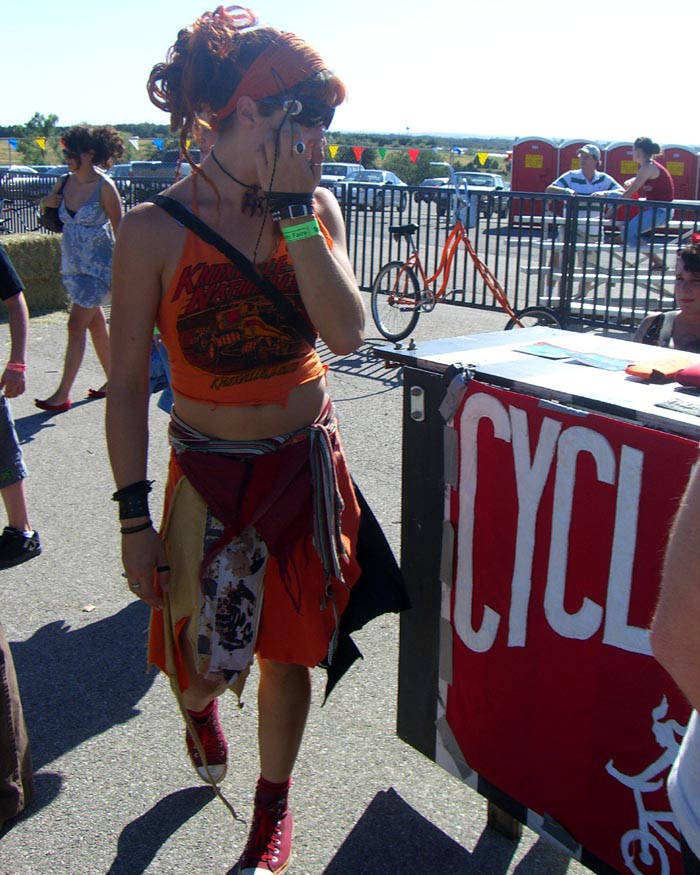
left=390, top=218, right=520, bottom=323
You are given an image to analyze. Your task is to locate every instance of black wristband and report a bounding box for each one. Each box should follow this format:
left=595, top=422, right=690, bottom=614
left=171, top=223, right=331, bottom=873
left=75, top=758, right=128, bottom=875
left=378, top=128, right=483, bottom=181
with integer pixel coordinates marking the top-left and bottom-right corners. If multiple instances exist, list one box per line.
left=271, top=203, right=316, bottom=223
left=112, top=480, right=154, bottom=501
left=120, top=521, right=153, bottom=535
left=117, top=494, right=151, bottom=520
left=113, top=480, right=153, bottom=520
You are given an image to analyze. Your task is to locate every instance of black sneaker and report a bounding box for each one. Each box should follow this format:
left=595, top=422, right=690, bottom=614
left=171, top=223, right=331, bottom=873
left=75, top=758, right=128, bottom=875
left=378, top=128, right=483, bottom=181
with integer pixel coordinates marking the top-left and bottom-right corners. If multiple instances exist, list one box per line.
left=0, top=527, right=41, bottom=569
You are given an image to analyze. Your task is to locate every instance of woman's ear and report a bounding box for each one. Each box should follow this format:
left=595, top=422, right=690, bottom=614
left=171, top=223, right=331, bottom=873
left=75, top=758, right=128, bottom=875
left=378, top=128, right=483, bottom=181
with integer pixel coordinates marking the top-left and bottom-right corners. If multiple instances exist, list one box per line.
left=235, top=95, right=259, bottom=128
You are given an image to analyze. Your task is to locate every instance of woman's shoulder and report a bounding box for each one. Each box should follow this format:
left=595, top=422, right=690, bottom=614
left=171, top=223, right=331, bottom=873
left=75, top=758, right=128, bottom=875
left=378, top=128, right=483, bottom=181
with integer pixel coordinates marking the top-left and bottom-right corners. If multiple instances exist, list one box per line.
left=118, top=200, right=183, bottom=248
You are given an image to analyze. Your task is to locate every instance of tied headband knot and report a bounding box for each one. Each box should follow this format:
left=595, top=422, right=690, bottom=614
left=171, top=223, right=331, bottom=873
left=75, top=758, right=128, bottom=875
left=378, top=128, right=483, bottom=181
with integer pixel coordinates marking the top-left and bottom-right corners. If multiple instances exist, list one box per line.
left=212, top=33, right=327, bottom=128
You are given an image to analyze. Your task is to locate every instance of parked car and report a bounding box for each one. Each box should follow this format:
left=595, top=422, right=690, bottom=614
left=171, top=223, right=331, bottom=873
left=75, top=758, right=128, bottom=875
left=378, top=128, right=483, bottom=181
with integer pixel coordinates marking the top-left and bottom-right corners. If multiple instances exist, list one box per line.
left=0, top=165, right=55, bottom=201
left=130, top=153, right=198, bottom=202
left=109, top=163, right=133, bottom=198
left=320, top=162, right=364, bottom=187
left=455, top=172, right=509, bottom=218
left=344, top=169, right=408, bottom=211
left=414, top=177, right=450, bottom=206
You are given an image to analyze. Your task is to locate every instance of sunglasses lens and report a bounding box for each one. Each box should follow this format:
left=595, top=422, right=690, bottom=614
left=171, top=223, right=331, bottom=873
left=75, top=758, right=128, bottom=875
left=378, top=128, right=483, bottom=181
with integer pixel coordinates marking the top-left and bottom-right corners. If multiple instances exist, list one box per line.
left=265, top=97, right=334, bottom=129
left=297, top=100, right=334, bottom=130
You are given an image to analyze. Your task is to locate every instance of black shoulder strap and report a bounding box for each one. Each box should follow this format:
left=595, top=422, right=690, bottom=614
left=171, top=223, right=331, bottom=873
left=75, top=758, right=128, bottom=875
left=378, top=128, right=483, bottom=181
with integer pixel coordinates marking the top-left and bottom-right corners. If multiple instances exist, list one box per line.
left=149, top=194, right=316, bottom=347
left=58, top=174, right=69, bottom=193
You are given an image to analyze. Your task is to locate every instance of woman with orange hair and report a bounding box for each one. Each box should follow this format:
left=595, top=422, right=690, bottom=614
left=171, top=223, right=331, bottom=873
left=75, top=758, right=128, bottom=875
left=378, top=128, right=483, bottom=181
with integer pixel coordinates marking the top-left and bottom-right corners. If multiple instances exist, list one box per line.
left=106, top=7, right=404, bottom=873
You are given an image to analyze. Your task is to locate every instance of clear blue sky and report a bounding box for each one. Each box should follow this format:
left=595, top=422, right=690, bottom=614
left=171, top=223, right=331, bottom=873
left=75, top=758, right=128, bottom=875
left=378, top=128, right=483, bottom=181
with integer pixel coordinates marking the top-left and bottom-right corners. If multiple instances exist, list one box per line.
left=4, top=0, right=698, bottom=147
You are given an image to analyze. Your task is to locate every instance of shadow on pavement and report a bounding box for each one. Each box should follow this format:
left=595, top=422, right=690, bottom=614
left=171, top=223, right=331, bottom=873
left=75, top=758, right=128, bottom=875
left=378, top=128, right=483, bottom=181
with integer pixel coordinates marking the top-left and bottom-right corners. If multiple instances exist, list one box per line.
left=104, top=786, right=215, bottom=875
left=323, top=788, right=574, bottom=874
left=320, top=342, right=403, bottom=389
left=11, top=600, right=157, bottom=771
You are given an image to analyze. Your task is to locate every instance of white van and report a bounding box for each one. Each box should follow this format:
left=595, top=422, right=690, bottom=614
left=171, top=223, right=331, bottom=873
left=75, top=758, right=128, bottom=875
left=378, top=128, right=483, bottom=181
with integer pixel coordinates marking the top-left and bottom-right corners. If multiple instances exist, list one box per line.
left=320, top=162, right=364, bottom=186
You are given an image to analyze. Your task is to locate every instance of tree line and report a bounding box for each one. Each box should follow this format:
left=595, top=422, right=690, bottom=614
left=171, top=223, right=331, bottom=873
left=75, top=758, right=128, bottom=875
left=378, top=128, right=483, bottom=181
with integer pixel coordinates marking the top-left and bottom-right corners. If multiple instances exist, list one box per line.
left=1, top=114, right=513, bottom=183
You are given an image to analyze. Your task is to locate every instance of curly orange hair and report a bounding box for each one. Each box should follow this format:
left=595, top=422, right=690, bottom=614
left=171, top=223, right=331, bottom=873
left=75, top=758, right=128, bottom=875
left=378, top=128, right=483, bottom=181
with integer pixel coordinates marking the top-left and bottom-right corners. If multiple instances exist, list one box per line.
left=147, top=5, right=345, bottom=163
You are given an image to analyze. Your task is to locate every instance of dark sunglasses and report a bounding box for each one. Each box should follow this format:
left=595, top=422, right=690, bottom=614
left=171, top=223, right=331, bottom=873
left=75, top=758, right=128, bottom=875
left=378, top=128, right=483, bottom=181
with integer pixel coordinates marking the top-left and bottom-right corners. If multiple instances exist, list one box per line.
left=62, top=148, right=78, bottom=160
left=259, top=96, right=335, bottom=130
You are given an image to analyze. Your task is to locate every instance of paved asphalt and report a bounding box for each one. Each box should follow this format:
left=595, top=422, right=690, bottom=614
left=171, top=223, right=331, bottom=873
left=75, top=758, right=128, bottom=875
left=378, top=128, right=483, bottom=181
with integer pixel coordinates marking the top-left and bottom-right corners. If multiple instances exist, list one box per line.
left=0, top=295, right=591, bottom=874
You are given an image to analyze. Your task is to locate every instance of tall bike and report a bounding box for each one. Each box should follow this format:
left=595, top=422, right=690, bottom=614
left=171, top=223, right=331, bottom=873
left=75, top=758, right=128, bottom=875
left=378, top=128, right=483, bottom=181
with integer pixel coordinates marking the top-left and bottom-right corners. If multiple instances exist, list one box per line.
left=370, top=164, right=562, bottom=342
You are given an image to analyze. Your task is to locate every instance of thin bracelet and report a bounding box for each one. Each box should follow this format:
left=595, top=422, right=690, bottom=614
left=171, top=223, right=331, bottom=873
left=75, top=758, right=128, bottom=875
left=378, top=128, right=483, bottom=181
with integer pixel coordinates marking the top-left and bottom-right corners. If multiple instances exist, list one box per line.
left=281, top=218, right=321, bottom=243
left=5, top=362, right=26, bottom=372
left=120, top=521, right=153, bottom=535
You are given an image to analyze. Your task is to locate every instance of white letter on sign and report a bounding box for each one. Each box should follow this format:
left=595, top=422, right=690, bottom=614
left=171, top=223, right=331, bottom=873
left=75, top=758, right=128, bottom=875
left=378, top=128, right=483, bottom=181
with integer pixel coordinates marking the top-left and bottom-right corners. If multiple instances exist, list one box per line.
left=508, top=408, right=562, bottom=647
left=454, top=392, right=510, bottom=652
left=603, top=445, right=651, bottom=655
left=544, top=426, right=613, bottom=639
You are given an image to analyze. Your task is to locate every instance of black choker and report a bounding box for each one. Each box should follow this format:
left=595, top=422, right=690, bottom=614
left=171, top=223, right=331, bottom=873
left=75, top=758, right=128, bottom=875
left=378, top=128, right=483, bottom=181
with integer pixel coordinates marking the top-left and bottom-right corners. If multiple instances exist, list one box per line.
left=210, top=150, right=265, bottom=217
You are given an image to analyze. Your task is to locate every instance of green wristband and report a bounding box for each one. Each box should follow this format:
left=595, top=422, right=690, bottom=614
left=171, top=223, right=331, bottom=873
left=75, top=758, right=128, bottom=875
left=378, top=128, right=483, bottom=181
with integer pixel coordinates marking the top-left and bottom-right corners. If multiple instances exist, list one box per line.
left=281, top=217, right=321, bottom=243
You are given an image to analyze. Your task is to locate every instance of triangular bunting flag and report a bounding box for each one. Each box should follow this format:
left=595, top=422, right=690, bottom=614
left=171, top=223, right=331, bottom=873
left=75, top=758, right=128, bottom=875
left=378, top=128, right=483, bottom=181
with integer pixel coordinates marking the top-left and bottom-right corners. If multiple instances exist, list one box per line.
left=408, top=149, right=420, bottom=164
left=352, top=146, right=364, bottom=162
left=477, top=152, right=488, bottom=166
left=328, top=144, right=339, bottom=159
left=35, top=137, right=46, bottom=150
left=8, top=139, right=17, bottom=150
left=378, top=148, right=387, bottom=160
left=153, top=138, right=164, bottom=150
left=129, top=138, right=140, bottom=150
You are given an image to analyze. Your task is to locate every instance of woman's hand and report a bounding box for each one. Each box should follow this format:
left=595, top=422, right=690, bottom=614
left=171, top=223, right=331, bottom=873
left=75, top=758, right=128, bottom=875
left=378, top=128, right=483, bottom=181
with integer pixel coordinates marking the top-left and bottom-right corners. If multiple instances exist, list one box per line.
left=42, top=191, right=63, bottom=209
left=256, top=116, right=324, bottom=194
left=121, top=524, right=170, bottom=610
left=1, top=367, right=25, bottom=399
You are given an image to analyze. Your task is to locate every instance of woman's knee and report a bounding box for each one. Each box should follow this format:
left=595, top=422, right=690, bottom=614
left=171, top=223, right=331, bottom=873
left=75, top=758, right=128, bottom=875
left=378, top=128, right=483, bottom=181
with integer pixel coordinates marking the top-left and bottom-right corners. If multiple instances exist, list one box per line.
left=67, top=306, right=97, bottom=335
left=258, top=659, right=311, bottom=685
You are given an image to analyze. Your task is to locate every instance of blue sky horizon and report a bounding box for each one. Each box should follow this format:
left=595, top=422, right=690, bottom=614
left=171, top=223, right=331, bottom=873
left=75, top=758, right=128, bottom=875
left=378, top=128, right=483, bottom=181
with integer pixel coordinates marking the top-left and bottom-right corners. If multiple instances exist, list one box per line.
left=5, top=0, right=697, bottom=148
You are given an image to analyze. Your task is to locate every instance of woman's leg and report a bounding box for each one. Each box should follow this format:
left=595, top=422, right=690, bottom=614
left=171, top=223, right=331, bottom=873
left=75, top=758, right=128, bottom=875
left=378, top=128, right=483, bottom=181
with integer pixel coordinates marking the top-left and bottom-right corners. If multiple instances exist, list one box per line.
left=257, top=659, right=312, bottom=782
left=36, top=304, right=99, bottom=405
left=87, top=307, right=110, bottom=392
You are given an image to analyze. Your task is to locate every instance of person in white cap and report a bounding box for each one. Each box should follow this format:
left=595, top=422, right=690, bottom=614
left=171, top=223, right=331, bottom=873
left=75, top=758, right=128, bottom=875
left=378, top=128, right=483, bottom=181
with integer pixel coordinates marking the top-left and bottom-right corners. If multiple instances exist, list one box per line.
left=545, top=144, right=622, bottom=298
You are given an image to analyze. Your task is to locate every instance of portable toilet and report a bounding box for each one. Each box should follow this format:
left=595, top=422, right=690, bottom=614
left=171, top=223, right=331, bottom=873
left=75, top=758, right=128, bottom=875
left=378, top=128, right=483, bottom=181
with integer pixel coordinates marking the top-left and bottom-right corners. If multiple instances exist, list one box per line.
left=659, top=144, right=699, bottom=208
left=510, top=136, right=559, bottom=218
left=604, top=142, right=637, bottom=186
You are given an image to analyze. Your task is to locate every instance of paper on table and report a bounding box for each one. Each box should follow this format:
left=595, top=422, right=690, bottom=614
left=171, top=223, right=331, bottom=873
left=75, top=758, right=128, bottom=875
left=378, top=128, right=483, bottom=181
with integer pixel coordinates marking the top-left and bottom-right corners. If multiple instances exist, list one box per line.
left=515, top=341, right=631, bottom=371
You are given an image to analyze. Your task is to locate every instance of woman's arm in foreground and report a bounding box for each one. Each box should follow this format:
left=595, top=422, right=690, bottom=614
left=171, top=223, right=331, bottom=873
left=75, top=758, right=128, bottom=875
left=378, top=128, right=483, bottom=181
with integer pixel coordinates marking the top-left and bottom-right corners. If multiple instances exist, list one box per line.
left=650, top=459, right=700, bottom=711
left=106, top=205, right=170, bottom=607
left=287, top=185, right=365, bottom=356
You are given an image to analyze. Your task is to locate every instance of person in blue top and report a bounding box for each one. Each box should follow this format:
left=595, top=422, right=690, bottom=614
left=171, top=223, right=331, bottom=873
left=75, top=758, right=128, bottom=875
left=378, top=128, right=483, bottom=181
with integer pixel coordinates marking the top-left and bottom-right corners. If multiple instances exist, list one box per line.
left=35, top=126, right=124, bottom=412
left=545, top=144, right=622, bottom=298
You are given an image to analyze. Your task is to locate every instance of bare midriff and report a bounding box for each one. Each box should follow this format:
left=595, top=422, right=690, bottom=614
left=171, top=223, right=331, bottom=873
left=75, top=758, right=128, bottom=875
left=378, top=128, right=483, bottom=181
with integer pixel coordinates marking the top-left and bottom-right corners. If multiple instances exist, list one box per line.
left=171, top=375, right=329, bottom=440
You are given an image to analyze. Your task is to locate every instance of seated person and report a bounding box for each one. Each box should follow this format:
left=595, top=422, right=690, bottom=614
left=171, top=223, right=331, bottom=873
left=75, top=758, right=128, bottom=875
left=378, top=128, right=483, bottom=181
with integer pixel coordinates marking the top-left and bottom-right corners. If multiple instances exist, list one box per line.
left=545, top=144, right=622, bottom=298
left=608, top=137, right=674, bottom=270
left=634, top=241, right=700, bottom=353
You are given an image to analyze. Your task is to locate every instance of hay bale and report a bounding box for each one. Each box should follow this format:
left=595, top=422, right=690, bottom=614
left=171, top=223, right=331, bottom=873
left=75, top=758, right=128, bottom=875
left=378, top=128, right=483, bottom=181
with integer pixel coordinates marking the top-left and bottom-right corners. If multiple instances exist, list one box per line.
left=0, top=232, right=68, bottom=312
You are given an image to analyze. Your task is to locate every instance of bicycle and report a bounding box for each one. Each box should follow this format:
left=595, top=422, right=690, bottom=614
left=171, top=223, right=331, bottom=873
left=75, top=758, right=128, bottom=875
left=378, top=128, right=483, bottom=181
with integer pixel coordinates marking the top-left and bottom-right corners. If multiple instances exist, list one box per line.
left=369, top=163, right=562, bottom=342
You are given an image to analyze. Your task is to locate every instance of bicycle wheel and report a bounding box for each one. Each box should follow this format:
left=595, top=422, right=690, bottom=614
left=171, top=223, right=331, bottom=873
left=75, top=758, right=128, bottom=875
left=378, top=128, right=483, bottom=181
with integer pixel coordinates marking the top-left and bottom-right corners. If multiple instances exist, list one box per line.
left=621, top=829, right=669, bottom=875
left=371, top=261, right=421, bottom=341
left=505, top=306, right=562, bottom=330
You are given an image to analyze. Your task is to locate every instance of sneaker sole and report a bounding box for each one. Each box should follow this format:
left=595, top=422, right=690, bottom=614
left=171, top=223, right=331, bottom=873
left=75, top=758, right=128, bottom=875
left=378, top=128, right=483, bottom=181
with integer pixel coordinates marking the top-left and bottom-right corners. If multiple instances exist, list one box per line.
left=0, top=547, right=42, bottom=569
left=238, top=855, right=291, bottom=875
left=194, top=762, right=227, bottom=784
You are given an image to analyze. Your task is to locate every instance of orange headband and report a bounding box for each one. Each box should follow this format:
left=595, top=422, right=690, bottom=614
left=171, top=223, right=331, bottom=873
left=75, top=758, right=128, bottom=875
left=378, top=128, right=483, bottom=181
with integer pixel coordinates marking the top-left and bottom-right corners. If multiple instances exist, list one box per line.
left=212, top=33, right=328, bottom=128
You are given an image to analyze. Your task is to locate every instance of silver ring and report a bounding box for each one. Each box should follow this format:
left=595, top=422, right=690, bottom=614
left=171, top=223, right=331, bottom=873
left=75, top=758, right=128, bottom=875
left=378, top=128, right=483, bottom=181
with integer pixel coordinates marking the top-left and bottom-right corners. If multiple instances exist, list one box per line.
left=294, top=141, right=306, bottom=155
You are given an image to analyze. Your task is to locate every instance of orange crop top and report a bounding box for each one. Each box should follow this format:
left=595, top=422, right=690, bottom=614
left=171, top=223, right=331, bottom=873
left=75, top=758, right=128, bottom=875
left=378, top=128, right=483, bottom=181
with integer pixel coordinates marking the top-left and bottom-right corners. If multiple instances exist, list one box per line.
left=157, top=221, right=330, bottom=407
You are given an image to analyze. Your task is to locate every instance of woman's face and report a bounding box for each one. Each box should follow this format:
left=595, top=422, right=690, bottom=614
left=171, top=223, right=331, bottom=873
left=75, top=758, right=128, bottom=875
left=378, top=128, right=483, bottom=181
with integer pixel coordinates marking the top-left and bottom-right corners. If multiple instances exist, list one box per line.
left=259, top=96, right=332, bottom=160
left=62, top=148, right=94, bottom=171
left=675, top=257, right=700, bottom=318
